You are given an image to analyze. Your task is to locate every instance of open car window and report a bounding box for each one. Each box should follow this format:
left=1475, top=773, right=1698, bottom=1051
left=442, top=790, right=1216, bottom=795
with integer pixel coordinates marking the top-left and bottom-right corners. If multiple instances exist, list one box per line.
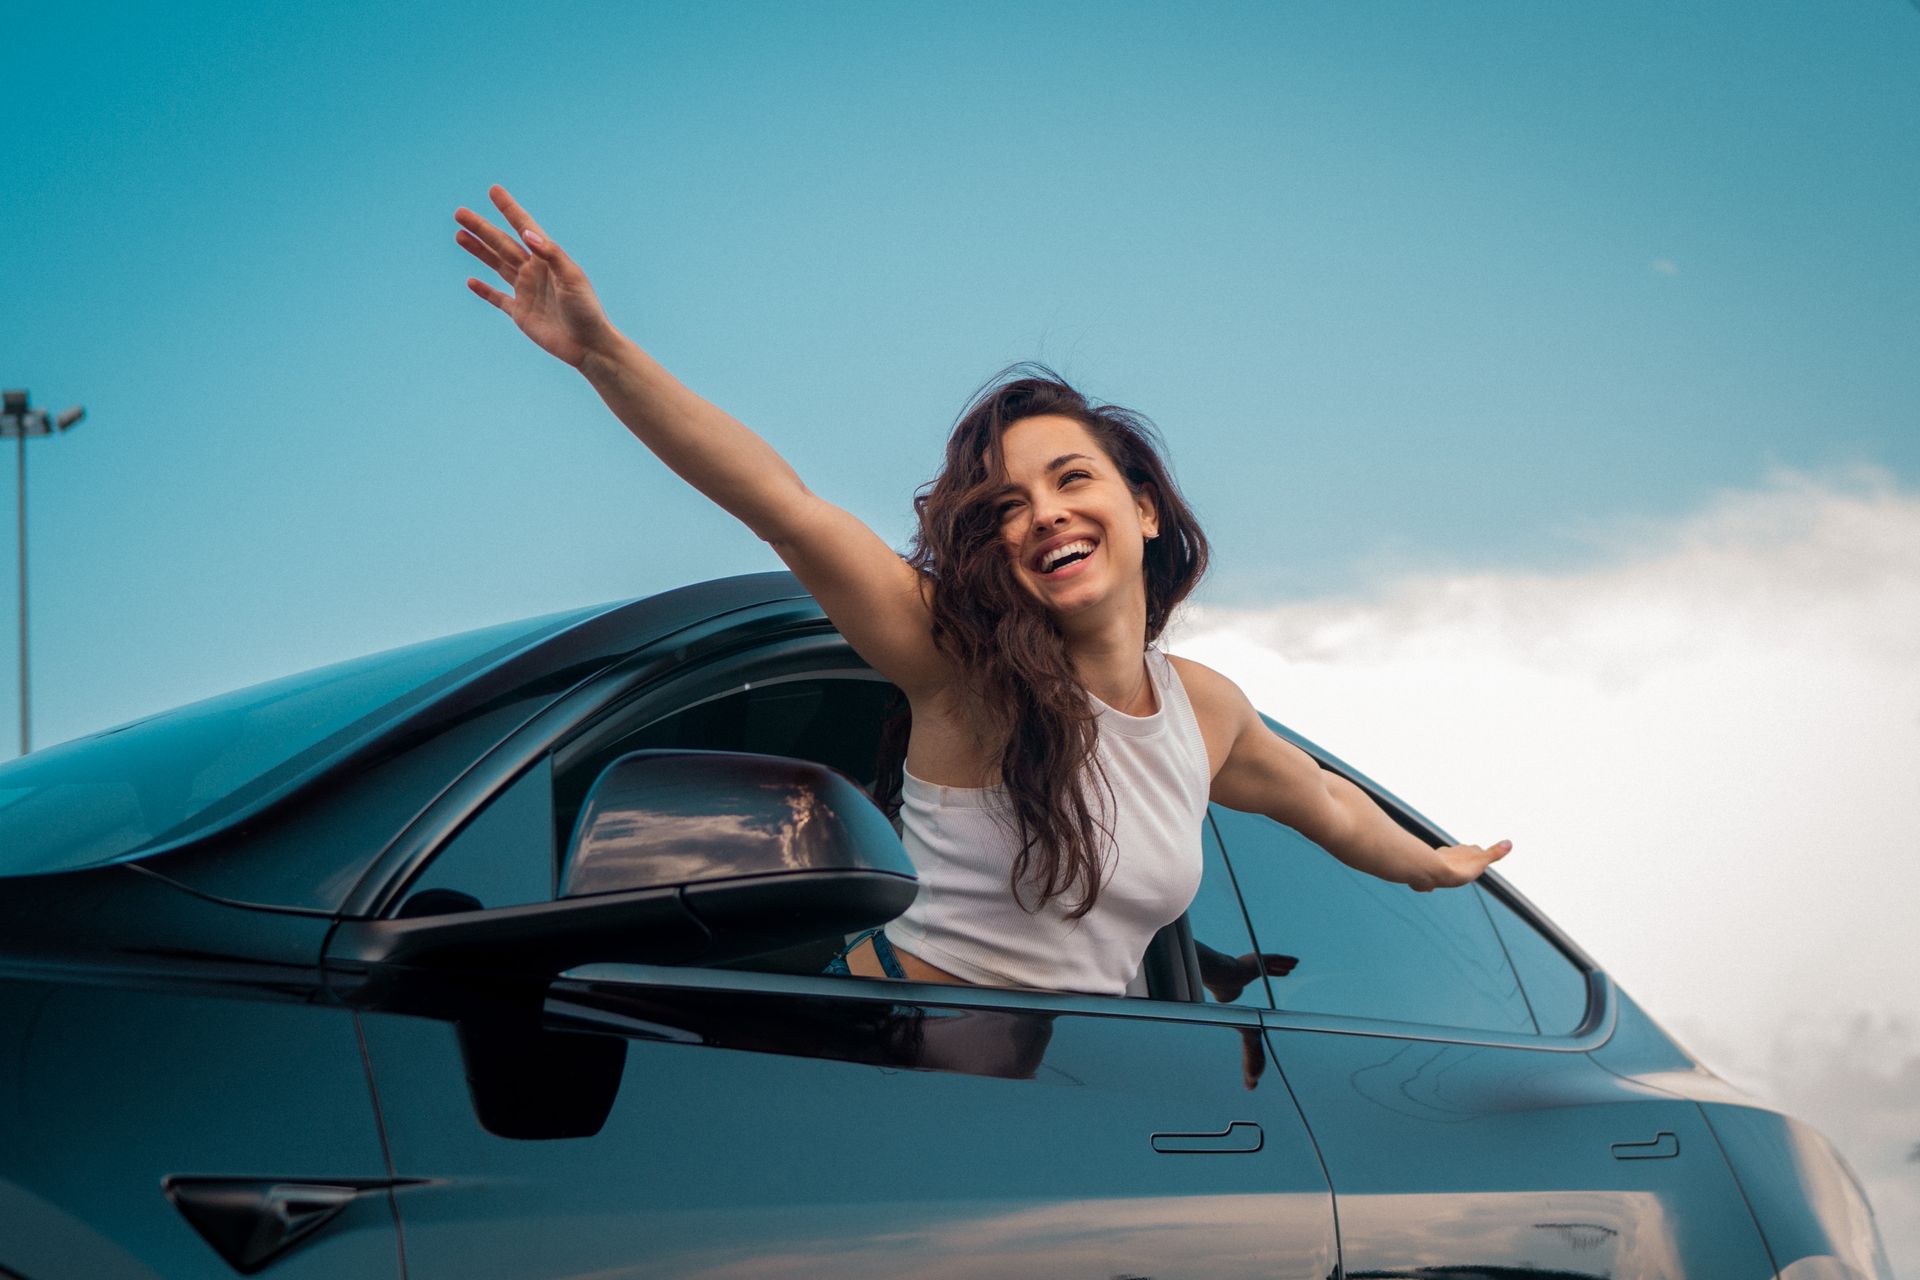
left=418, top=649, right=1238, bottom=1005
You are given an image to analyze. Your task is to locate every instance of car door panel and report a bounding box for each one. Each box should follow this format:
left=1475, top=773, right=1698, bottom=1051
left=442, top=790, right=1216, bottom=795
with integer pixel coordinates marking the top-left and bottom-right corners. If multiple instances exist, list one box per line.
left=0, top=980, right=399, bottom=1280
left=1210, top=803, right=1774, bottom=1276
left=358, top=972, right=1340, bottom=1279
left=1260, top=1024, right=1776, bottom=1276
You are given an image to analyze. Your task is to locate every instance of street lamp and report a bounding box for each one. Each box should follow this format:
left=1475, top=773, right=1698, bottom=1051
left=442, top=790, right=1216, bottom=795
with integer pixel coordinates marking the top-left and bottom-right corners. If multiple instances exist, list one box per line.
left=1, top=389, right=86, bottom=756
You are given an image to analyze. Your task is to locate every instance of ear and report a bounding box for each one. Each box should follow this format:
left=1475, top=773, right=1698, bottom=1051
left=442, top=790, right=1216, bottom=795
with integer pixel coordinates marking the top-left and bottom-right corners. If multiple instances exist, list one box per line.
left=1135, top=487, right=1160, bottom=540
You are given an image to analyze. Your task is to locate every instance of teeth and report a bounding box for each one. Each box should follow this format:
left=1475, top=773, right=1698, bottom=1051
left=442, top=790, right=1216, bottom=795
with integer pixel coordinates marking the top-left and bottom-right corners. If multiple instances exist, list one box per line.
left=1041, top=540, right=1095, bottom=571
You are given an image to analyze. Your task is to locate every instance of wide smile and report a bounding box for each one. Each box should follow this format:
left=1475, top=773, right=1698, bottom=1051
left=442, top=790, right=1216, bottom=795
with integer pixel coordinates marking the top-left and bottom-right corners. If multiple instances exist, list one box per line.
left=1030, top=536, right=1100, bottom=583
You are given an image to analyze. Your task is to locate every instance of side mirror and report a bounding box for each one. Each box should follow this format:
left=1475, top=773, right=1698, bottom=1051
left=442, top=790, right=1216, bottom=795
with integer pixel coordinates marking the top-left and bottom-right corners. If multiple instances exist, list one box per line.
left=327, top=750, right=916, bottom=981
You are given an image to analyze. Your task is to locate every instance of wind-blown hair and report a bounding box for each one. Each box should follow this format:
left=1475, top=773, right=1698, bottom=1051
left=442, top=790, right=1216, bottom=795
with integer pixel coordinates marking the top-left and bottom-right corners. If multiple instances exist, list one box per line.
left=898, top=364, right=1209, bottom=919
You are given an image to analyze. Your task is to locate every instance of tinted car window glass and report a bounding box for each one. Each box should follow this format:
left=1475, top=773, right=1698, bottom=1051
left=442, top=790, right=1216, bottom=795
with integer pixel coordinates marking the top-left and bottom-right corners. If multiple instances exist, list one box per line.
left=1211, top=806, right=1535, bottom=1034
left=404, top=757, right=558, bottom=912
left=1188, top=813, right=1273, bottom=1009
left=0, top=608, right=596, bottom=877
left=1480, top=886, right=1590, bottom=1035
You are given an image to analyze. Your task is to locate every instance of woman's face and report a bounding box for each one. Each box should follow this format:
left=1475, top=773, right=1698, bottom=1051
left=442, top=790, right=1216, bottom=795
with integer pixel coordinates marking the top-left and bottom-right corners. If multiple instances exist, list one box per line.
left=991, top=414, right=1159, bottom=619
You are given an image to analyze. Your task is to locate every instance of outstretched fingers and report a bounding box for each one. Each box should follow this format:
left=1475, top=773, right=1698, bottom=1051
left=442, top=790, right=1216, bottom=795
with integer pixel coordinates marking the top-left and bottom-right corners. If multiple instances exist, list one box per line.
left=466, top=277, right=512, bottom=312
left=1462, top=839, right=1513, bottom=881
left=456, top=228, right=514, bottom=283
left=518, top=223, right=578, bottom=282
left=1416, top=839, right=1515, bottom=892
left=487, top=183, right=544, bottom=244
left=455, top=207, right=527, bottom=274
left=487, top=184, right=581, bottom=276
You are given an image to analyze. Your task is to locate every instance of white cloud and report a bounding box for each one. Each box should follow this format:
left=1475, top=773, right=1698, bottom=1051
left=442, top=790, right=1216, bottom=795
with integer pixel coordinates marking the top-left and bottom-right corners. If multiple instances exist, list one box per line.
left=1652, top=257, right=1680, bottom=275
left=1170, top=465, right=1920, bottom=1263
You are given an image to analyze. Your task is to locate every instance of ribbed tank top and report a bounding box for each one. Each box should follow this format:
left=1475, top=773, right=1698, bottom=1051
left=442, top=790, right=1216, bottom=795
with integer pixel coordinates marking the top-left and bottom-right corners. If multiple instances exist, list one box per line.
left=883, top=648, right=1211, bottom=995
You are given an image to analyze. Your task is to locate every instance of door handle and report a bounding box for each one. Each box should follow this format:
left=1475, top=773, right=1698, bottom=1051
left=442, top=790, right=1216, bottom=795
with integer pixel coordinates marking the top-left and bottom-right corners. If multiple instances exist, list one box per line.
left=1611, top=1131, right=1679, bottom=1160
left=1151, top=1121, right=1264, bottom=1154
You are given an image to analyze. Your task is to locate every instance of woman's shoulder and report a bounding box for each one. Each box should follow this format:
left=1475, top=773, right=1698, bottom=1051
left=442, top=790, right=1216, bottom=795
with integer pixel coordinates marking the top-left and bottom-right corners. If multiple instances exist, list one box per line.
left=1163, top=653, right=1248, bottom=708
left=1163, top=654, right=1263, bottom=747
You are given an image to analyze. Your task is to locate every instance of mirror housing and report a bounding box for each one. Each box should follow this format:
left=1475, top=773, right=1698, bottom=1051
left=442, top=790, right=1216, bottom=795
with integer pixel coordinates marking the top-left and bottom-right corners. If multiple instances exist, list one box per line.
left=328, top=750, right=916, bottom=981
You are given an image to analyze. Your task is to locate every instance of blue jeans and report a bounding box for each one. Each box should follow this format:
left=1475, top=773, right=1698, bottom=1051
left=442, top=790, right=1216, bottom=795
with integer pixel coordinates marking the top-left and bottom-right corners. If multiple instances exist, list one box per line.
left=824, top=927, right=908, bottom=978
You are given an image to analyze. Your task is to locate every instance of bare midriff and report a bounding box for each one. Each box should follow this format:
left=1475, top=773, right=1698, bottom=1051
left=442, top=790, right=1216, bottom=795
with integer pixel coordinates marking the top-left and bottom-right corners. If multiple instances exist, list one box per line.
left=845, top=934, right=973, bottom=985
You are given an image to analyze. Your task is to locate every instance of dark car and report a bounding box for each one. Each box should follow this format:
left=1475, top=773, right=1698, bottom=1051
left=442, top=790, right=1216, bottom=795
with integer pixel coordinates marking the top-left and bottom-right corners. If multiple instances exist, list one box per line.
left=0, top=572, right=1893, bottom=1279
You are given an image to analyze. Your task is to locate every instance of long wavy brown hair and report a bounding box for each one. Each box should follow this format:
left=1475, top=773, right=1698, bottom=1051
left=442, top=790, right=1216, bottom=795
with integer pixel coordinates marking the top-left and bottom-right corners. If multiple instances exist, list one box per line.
left=880, top=365, right=1210, bottom=919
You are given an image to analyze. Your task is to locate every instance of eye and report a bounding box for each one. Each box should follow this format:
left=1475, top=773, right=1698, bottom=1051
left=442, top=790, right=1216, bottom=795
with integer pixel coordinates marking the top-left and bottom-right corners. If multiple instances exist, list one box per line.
left=995, top=497, right=1024, bottom=519
left=1059, top=469, right=1092, bottom=486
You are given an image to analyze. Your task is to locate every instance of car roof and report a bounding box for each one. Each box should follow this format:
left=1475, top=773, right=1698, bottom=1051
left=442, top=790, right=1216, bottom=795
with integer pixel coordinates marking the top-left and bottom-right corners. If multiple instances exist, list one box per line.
left=91, top=573, right=817, bottom=911
left=25, top=567, right=1497, bottom=929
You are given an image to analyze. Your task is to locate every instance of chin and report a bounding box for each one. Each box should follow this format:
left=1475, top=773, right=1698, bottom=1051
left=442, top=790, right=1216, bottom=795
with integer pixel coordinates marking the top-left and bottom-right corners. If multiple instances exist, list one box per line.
left=1029, top=576, right=1116, bottom=618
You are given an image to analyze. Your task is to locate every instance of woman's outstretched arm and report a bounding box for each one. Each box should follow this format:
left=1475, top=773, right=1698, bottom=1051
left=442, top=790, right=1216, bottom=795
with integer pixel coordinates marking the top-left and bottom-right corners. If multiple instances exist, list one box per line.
left=457, top=185, right=949, bottom=696
left=1170, top=656, right=1511, bottom=890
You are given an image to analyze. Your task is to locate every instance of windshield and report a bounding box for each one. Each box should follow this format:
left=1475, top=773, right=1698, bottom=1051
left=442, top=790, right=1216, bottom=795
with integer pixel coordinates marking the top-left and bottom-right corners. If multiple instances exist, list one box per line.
left=0, top=607, right=599, bottom=877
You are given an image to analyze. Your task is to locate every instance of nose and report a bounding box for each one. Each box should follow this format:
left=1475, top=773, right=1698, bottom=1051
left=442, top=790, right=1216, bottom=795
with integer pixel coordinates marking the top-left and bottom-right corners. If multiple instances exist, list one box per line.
left=1030, top=496, right=1070, bottom=534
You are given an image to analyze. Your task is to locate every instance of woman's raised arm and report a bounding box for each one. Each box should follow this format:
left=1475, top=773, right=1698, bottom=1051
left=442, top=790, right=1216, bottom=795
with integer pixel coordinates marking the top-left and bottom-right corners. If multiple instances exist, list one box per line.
left=457, top=185, right=950, bottom=696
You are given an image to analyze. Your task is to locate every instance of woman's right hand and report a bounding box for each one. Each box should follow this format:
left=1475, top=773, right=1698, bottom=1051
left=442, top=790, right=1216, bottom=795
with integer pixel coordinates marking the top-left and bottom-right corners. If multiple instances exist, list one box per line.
left=456, top=185, right=619, bottom=369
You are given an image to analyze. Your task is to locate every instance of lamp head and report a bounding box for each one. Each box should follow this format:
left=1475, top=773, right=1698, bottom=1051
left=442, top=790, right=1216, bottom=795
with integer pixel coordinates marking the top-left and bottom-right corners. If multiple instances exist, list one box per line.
left=55, top=406, right=84, bottom=432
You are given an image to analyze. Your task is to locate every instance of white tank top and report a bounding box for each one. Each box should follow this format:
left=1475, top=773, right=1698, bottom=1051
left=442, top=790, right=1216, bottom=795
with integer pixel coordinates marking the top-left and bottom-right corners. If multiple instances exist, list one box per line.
left=883, top=648, right=1211, bottom=995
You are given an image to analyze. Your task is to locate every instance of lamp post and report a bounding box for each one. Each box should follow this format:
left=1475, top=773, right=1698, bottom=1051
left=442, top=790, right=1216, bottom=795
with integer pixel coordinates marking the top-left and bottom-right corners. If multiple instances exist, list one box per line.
left=1, top=389, right=85, bottom=756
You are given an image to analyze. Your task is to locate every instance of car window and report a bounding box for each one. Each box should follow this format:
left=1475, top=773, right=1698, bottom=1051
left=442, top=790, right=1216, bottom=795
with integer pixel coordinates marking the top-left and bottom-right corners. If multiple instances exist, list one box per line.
left=1210, top=805, right=1536, bottom=1034
left=399, top=672, right=897, bottom=921
left=549, top=669, right=1230, bottom=1002
left=1479, top=885, right=1591, bottom=1035
left=432, top=660, right=1263, bottom=1007
left=403, top=757, right=558, bottom=912
left=1188, top=812, right=1274, bottom=1009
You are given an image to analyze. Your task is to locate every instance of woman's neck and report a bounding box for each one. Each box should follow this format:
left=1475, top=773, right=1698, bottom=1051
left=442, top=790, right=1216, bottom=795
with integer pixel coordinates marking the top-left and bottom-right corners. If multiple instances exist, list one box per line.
left=1062, top=598, right=1156, bottom=715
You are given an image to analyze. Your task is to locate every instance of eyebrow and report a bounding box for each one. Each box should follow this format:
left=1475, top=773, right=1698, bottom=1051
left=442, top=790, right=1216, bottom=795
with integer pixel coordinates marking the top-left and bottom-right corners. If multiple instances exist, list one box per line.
left=987, top=453, right=1098, bottom=501
left=990, top=454, right=1098, bottom=495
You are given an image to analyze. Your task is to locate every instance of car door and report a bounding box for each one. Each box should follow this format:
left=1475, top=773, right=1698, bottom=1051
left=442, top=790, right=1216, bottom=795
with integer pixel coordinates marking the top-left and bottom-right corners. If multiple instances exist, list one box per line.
left=1, top=962, right=401, bottom=1279
left=1210, top=801, right=1776, bottom=1277
left=351, top=656, right=1342, bottom=1279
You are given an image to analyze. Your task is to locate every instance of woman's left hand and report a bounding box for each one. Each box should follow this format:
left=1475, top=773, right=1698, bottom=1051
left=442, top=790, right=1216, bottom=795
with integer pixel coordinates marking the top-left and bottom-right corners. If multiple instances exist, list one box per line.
left=1412, top=839, right=1513, bottom=892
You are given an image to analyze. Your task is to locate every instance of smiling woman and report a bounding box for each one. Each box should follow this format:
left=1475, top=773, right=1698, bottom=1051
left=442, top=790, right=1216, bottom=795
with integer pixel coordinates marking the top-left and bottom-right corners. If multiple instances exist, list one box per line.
left=454, top=182, right=1515, bottom=997
left=897, top=378, right=1210, bottom=941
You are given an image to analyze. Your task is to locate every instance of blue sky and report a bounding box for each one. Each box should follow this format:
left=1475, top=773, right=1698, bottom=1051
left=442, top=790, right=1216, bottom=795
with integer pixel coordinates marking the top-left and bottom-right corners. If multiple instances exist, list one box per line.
left=6, top=0, right=1917, bottom=745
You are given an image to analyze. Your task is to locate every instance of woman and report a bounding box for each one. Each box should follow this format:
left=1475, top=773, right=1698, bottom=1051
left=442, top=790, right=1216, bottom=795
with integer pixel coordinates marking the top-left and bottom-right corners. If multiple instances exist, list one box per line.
left=455, top=184, right=1510, bottom=996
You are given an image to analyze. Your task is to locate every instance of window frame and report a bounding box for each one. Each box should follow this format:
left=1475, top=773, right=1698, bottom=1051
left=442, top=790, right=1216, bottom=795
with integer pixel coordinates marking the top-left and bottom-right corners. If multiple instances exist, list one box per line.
left=1207, top=758, right=1612, bottom=1051
left=543, top=633, right=1224, bottom=1009
left=355, top=613, right=1609, bottom=1039
left=368, top=619, right=1217, bottom=1015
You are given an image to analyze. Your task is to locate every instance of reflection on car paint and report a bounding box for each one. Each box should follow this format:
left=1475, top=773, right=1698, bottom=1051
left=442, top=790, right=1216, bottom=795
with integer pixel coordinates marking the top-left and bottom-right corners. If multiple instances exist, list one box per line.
left=1702, top=1101, right=1895, bottom=1279
left=1336, top=1190, right=1681, bottom=1278
left=358, top=974, right=1340, bottom=1280
left=550, top=981, right=1063, bottom=1082
left=4, top=981, right=401, bottom=1278
left=1263, top=1027, right=1776, bottom=1278
left=546, top=1195, right=1337, bottom=1280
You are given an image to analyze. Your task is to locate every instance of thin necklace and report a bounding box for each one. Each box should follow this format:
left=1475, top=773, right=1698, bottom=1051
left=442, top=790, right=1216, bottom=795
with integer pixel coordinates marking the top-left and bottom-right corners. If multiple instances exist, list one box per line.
left=1118, top=659, right=1150, bottom=715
